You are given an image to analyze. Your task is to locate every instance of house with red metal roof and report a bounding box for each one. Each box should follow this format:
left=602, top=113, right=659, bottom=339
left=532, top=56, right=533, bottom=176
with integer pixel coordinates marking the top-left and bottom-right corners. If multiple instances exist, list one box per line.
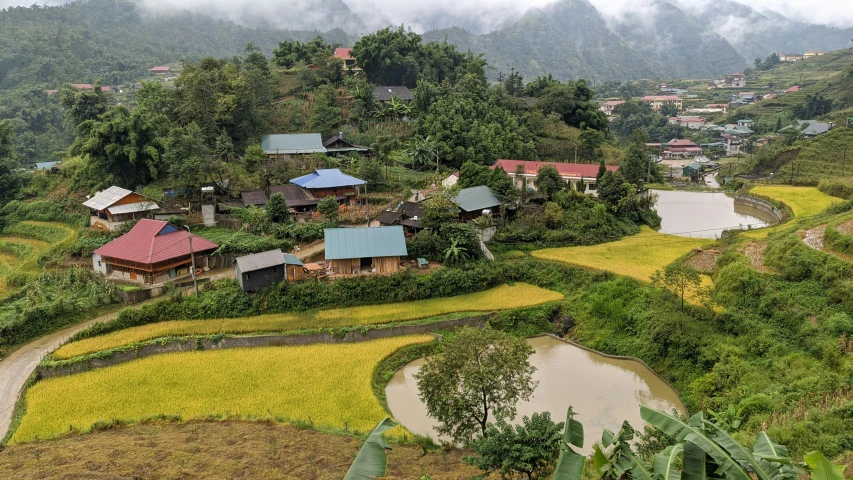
left=490, top=160, right=618, bottom=196
left=148, top=66, right=172, bottom=74
left=662, top=139, right=702, bottom=159
left=92, top=219, right=218, bottom=285
left=333, top=48, right=357, bottom=69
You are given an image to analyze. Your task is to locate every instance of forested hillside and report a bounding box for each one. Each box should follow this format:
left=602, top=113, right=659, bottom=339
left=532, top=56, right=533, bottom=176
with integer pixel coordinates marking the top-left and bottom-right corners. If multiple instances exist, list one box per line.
left=0, top=0, right=354, bottom=90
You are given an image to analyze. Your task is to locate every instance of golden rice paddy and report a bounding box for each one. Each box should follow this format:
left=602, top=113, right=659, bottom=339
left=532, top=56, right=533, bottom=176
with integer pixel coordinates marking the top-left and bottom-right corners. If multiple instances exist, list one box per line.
left=53, top=283, right=563, bottom=360
left=532, top=226, right=709, bottom=282
left=750, top=186, right=839, bottom=219
left=12, top=336, right=435, bottom=444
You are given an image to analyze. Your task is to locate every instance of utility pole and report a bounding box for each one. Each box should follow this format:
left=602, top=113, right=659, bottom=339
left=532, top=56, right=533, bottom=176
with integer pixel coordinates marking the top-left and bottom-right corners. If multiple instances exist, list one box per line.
left=184, top=226, right=199, bottom=298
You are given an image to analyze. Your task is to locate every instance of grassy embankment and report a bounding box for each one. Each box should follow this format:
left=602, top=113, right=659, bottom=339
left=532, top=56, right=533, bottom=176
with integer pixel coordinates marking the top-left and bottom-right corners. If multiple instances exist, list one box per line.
left=12, top=336, right=435, bottom=444
left=52, top=283, right=562, bottom=360
left=0, top=221, right=78, bottom=297
left=742, top=185, right=841, bottom=239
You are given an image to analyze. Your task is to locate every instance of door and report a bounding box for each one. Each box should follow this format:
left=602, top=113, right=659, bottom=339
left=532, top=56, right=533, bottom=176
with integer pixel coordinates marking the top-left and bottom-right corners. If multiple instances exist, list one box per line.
left=170, top=268, right=177, bottom=279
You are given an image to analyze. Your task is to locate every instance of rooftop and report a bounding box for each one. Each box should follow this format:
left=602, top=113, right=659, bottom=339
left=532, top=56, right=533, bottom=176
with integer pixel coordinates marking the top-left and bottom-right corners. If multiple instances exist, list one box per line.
left=324, top=226, right=408, bottom=260
left=83, top=186, right=146, bottom=211
left=235, top=249, right=287, bottom=273
left=290, top=169, right=366, bottom=189
left=492, top=159, right=617, bottom=178
left=94, top=219, right=218, bottom=265
left=373, top=86, right=413, bottom=102
left=452, top=186, right=501, bottom=213
left=260, top=133, right=326, bottom=155
left=333, top=48, right=354, bottom=61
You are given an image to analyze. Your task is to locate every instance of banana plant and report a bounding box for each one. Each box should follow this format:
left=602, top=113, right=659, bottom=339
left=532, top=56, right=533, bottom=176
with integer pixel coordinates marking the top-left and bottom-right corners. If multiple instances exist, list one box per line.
left=641, top=407, right=803, bottom=480
left=593, top=421, right=655, bottom=480
left=344, top=417, right=398, bottom=480
left=804, top=450, right=847, bottom=480
left=551, top=407, right=586, bottom=480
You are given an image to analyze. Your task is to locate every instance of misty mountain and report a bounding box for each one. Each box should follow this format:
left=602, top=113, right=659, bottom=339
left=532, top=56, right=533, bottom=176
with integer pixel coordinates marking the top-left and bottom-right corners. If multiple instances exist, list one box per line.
left=601, top=0, right=748, bottom=79
left=678, top=0, right=853, bottom=61
left=424, top=0, right=663, bottom=82
left=0, top=0, right=355, bottom=90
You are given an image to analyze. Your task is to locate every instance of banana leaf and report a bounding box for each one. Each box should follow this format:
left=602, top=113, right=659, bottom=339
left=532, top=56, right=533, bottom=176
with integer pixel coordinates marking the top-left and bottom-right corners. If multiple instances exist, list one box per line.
left=654, top=444, right=684, bottom=480
left=552, top=407, right=585, bottom=480
left=804, top=451, right=847, bottom=480
left=344, top=417, right=397, bottom=480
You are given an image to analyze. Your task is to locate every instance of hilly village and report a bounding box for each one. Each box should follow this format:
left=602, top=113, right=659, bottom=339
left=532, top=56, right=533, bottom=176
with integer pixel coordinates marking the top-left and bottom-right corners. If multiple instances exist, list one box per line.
left=2, top=2, right=853, bottom=478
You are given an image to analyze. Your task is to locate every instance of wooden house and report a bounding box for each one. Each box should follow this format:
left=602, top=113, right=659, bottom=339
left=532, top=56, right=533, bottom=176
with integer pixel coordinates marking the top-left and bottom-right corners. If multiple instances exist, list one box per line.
left=324, top=226, right=408, bottom=274
left=83, top=186, right=159, bottom=232
left=289, top=169, right=366, bottom=206
left=92, top=219, right=218, bottom=284
left=323, top=134, right=371, bottom=157
left=452, top=186, right=502, bottom=222
left=233, top=249, right=304, bottom=292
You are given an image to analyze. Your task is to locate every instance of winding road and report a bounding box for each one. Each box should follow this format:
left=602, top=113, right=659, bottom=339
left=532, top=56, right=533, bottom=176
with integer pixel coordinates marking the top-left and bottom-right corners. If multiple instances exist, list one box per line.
left=0, top=307, right=135, bottom=439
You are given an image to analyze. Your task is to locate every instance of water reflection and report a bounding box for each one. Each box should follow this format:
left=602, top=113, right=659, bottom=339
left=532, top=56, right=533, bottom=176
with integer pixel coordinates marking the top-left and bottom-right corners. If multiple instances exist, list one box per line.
left=385, top=336, right=685, bottom=453
left=653, top=190, right=777, bottom=238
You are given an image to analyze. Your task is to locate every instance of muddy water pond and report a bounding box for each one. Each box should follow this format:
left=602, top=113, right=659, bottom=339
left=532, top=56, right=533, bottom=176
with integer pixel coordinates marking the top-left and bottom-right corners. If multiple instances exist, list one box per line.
left=385, top=336, right=685, bottom=452
left=653, top=190, right=777, bottom=238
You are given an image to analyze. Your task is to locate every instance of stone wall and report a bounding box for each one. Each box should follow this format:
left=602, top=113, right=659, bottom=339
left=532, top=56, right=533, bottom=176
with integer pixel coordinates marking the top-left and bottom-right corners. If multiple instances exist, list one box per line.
left=734, top=195, right=784, bottom=223
left=37, top=315, right=488, bottom=379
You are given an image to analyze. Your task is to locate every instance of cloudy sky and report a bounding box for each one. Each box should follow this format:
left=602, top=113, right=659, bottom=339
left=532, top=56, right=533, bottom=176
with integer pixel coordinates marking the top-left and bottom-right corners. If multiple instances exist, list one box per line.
left=2, top=0, right=852, bottom=31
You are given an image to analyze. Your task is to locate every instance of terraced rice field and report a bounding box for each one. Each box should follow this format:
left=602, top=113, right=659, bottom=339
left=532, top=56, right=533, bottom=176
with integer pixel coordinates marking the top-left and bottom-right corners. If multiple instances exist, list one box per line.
left=532, top=226, right=709, bottom=282
left=53, top=283, right=564, bottom=360
left=0, top=221, right=77, bottom=296
left=12, top=336, right=435, bottom=444
left=750, top=186, right=840, bottom=219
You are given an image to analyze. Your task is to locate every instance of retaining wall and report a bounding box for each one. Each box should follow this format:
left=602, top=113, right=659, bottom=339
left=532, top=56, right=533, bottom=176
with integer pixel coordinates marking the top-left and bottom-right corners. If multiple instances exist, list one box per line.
left=733, top=194, right=784, bottom=223
left=37, top=315, right=488, bottom=379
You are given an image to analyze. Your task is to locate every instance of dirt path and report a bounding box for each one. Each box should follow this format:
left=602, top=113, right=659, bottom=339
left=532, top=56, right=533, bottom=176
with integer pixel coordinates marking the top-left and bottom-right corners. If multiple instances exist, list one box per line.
left=0, top=302, right=151, bottom=440
left=293, top=240, right=325, bottom=261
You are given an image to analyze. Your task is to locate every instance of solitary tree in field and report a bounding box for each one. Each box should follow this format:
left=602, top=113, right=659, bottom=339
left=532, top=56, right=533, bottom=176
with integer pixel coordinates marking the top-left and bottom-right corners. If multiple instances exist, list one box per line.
left=651, top=264, right=702, bottom=313
left=414, top=327, right=537, bottom=444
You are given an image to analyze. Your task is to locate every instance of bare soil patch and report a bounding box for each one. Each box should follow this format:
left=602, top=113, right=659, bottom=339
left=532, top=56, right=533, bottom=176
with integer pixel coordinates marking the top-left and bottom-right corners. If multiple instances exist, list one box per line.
left=0, top=420, right=486, bottom=479
left=838, top=219, right=853, bottom=236
left=800, top=225, right=827, bottom=250
left=685, top=248, right=721, bottom=273
left=742, top=242, right=774, bottom=274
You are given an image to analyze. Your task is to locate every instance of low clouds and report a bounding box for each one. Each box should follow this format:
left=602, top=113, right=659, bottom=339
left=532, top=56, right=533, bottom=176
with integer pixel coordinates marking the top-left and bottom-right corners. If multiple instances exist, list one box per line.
left=1, top=0, right=851, bottom=32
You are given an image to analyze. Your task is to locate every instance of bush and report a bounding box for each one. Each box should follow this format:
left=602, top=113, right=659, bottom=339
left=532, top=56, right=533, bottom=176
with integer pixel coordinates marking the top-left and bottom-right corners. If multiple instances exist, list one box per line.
left=193, top=228, right=295, bottom=255
left=818, top=179, right=853, bottom=200
left=0, top=200, right=87, bottom=227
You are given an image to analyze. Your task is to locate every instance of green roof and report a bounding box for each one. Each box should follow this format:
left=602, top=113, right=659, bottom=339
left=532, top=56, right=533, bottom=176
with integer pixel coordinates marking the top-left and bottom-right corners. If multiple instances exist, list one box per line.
left=260, top=134, right=326, bottom=155
left=324, top=226, right=408, bottom=260
left=452, top=186, right=501, bottom=212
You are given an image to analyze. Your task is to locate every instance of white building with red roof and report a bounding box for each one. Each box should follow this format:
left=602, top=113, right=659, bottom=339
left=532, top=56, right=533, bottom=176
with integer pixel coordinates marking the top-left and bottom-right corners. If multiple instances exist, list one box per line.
left=92, top=219, right=218, bottom=285
left=641, top=95, right=683, bottom=112
left=148, top=66, right=172, bottom=74
left=662, top=139, right=702, bottom=159
left=491, top=159, right=618, bottom=196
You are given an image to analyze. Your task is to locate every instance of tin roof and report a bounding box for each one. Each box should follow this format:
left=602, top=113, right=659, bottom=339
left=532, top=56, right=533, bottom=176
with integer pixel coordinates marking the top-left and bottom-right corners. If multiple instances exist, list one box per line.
left=324, top=226, right=408, bottom=260
left=94, top=219, right=218, bottom=265
left=260, top=134, right=326, bottom=155
left=107, top=201, right=160, bottom=215
left=282, top=253, right=304, bottom=266
left=290, top=169, right=366, bottom=189
left=452, top=186, right=501, bottom=213
left=373, top=86, right=413, bottom=102
left=235, top=249, right=286, bottom=273
left=83, top=186, right=134, bottom=210
left=491, top=160, right=616, bottom=179
left=376, top=210, right=402, bottom=225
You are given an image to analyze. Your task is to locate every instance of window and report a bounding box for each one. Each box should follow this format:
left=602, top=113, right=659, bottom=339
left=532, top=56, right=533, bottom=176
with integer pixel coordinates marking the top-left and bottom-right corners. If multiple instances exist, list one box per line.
left=245, top=273, right=251, bottom=280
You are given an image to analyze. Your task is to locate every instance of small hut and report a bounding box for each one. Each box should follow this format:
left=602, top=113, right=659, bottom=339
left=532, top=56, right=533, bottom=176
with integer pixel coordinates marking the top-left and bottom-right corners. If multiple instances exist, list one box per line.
left=324, top=226, right=408, bottom=274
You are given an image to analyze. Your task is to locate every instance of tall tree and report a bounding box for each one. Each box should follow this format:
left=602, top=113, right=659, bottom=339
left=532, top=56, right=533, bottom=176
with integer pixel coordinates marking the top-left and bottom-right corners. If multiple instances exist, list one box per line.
left=59, top=82, right=108, bottom=129
left=265, top=193, right=291, bottom=223
left=619, top=130, right=651, bottom=187
left=352, top=27, right=422, bottom=88
left=0, top=120, right=22, bottom=203
left=459, top=160, right=492, bottom=188
left=536, top=165, right=564, bottom=200
left=414, top=327, right=537, bottom=443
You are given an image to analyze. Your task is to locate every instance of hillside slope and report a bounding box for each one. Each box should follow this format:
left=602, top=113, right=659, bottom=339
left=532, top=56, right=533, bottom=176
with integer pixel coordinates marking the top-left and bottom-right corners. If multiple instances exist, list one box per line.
left=0, top=0, right=355, bottom=90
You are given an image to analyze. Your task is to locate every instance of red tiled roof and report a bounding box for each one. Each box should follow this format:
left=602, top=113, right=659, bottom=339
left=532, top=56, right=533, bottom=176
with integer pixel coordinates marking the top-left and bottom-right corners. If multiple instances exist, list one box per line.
left=71, top=84, right=93, bottom=90
left=491, top=160, right=617, bottom=178
left=148, top=66, right=171, bottom=72
left=333, top=48, right=354, bottom=60
left=668, top=139, right=699, bottom=147
left=602, top=100, right=625, bottom=107
left=94, top=219, right=218, bottom=265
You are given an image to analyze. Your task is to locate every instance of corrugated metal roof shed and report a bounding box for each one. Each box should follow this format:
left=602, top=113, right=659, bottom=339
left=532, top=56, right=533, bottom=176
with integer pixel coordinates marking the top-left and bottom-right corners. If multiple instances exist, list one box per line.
left=290, top=169, right=366, bottom=189
left=282, top=253, right=304, bottom=266
left=83, top=186, right=133, bottom=210
left=452, top=186, right=501, bottom=213
left=260, top=134, right=326, bottom=155
left=376, top=210, right=402, bottom=225
left=324, top=226, right=408, bottom=260
left=107, top=201, right=160, bottom=215
left=241, top=190, right=268, bottom=206
left=373, top=86, right=413, bottom=102
left=269, top=184, right=317, bottom=207
left=235, top=249, right=285, bottom=273
left=35, top=161, right=60, bottom=170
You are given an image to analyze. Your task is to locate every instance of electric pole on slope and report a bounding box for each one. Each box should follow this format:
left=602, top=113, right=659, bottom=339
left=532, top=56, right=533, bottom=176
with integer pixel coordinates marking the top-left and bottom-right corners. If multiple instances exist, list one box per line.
left=184, top=226, right=199, bottom=298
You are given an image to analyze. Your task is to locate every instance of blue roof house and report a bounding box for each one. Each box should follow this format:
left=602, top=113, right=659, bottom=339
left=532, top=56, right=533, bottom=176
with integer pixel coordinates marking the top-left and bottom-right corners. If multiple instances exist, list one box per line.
left=324, top=226, right=408, bottom=274
left=290, top=169, right=367, bottom=206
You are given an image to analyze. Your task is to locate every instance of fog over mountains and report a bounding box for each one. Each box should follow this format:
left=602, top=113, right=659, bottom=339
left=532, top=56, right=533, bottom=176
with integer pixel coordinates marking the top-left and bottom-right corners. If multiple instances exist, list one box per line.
left=2, top=0, right=853, bottom=80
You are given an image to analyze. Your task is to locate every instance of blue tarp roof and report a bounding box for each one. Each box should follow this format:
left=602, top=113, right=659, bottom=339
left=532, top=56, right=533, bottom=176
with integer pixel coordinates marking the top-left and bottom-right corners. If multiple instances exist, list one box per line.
left=261, top=134, right=326, bottom=155
left=324, top=226, right=408, bottom=260
left=290, top=169, right=366, bottom=189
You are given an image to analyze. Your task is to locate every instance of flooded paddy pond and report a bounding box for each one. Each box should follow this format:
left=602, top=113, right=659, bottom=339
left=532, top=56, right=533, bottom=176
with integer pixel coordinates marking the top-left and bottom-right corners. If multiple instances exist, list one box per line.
left=653, top=190, right=778, bottom=238
left=385, top=336, right=685, bottom=452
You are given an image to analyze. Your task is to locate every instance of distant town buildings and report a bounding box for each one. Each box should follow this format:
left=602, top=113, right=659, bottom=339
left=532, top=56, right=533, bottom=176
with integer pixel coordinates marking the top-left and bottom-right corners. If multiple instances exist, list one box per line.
left=641, top=95, right=683, bottom=112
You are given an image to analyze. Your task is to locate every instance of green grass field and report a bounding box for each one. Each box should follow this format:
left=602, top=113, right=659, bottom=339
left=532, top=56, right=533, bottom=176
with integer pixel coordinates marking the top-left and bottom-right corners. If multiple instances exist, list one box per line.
left=0, top=221, right=77, bottom=296
left=53, top=283, right=564, bottom=360
left=13, top=336, right=435, bottom=444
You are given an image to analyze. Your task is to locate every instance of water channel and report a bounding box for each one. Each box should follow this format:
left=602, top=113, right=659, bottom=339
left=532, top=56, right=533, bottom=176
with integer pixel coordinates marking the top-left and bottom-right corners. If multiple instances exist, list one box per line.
left=652, top=190, right=779, bottom=239
left=385, top=336, right=685, bottom=453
